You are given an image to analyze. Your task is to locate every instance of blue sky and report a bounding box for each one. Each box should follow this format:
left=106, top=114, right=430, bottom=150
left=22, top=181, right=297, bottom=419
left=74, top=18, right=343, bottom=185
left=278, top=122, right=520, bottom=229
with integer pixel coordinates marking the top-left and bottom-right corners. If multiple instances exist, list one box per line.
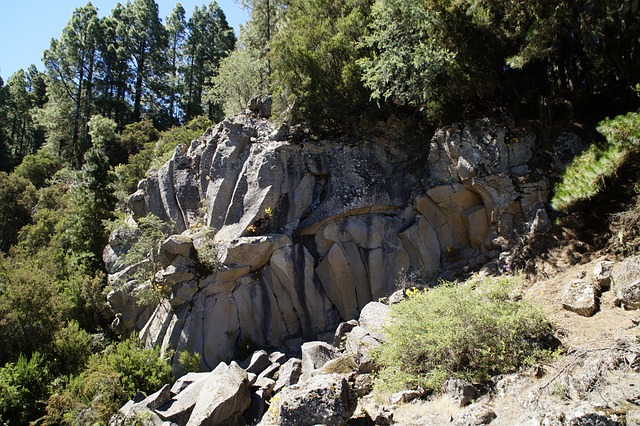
left=0, top=0, right=249, bottom=82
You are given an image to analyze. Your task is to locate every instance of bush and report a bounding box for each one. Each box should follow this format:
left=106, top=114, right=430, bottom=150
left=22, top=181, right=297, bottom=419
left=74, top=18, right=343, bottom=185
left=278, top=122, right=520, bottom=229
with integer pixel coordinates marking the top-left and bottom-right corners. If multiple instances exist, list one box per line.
left=0, top=254, right=64, bottom=365
left=52, top=321, right=93, bottom=376
left=44, top=337, right=172, bottom=425
left=374, top=276, right=555, bottom=393
left=178, top=351, right=203, bottom=373
left=0, top=352, right=51, bottom=425
left=13, top=149, right=62, bottom=188
left=552, top=111, right=640, bottom=211
left=0, top=172, right=37, bottom=252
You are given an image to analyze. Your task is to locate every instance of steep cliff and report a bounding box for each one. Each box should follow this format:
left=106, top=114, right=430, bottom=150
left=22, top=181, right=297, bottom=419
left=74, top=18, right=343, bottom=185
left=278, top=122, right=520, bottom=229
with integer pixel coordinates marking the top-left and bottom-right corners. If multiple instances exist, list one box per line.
left=104, top=106, right=549, bottom=370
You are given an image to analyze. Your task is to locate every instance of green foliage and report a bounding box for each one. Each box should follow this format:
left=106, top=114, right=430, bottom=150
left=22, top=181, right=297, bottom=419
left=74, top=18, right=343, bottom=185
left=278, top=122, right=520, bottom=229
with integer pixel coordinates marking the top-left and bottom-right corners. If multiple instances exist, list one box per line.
left=0, top=172, right=37, bottom=251
left=359, top=0, right=517, bottom=122
left=183, top=2, right=236, bottom=121
left=552, top=111, right=640, bottom=211
left=359, top=0, right=458, bottom=108
left=270, top=0, right=374, bottom=126
left=0, top=68, right=47, bottom=171
left=64, top=140, right=116, bottom=272
left=505, top=1, right=640, bottom=96
left=210, top=47, right=269, bottom=117
left=13, top=149, right=62, bottom=188
left=123, top=214, right=172, bottom=269
left=358, top=0, right=640, bottom=122
left=88, top=115, right=117, bottom=149
left=52, top=321, right=94, bottom=376
left=110, top=118, right=159, bottom=166
left=0, top=254, right=64, bottom=364
left=61, top=272, right=113, bottom=333
left=100, top=337, right=173, bottom=397
left=178, top=351, right=203, bottom=373
left=44, top=337, right=172, bottom=425
left=374, top=276, right=555, bottom=393
left=237, top=0, right=287, bottom=51
left=43, top=3, right=102, bottom=163
left=0, top=352, right=51, bottom=425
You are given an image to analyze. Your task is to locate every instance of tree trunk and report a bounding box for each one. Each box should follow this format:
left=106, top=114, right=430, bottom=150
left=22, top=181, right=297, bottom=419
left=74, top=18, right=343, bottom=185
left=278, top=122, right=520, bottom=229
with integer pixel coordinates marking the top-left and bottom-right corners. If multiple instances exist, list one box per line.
left=133, top=39, right=147, bottom=120
left=73, top=54, right=85, bottom=164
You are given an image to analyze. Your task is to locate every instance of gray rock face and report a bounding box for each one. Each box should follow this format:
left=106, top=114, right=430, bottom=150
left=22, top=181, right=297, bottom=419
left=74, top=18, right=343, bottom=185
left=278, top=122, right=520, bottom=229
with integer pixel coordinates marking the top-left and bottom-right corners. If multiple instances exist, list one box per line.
left=274, top=358, right=302, bottom=393
left=612, top=256, right=640, bottom=309
left=357, top=301, right=390, bottom=341
left=153, top=362, right=250, bottom=426
left=106, top=115, right=550, bottom=368
left=241, top=350, right=271, bottom=375
left=594, top=260, right=614, bottom=291
left=301, top=341, right=338, bottom=376
left=389, top=388, right=425, bottom=404
left=266, top=373, right=357, bottom=426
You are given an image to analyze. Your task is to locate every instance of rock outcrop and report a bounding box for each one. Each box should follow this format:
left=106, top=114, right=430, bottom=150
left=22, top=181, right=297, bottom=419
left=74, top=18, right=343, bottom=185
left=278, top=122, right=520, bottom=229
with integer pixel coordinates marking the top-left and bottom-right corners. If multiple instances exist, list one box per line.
left=105, top=110, right=549, bottom=369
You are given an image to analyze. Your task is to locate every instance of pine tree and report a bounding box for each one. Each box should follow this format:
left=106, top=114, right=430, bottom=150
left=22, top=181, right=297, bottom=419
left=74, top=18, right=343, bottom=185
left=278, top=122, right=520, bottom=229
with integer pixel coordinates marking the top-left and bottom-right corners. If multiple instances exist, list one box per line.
left=125, top=0, right=169, bottom=121
left=42, top=3, right=102, bottom=164
left=166, top=3, right=187, bottom=124
left=183, top=2, right=235, bottom=121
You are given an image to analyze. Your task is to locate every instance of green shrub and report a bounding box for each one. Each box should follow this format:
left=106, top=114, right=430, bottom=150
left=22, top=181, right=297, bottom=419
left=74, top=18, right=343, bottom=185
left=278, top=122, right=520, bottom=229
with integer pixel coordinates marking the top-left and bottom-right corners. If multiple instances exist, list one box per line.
left=552, top=111, right=640, bottom=211
left=13, top=149, right=62, bottom=188
left=0, top=172, right=37, bottom=252
left=178, top=351, right=203, bottom=373
left=44, top=337, right=172, bottom=425
left=374, top=276, right=555, bottom=393
left=52, top=321, right=93, bottom=376
left=0, top=254, right=64, bottom=365
left=0, top=352, right=51, bottom=425
left=100, top=337, right=173, bottom=397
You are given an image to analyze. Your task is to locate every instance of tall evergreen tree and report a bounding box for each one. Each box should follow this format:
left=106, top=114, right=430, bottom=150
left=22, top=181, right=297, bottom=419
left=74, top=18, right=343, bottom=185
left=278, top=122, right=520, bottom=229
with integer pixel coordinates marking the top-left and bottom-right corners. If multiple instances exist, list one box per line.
left=97, top=4, right=133, bottom=127
left=42, top=3, right=102, bottom=163
left=125, top=0, right=169, bottom=121
left=183, top=2, right=235, bottom=120
left=1, top=68, right=47, bottom=169
left=166, top=3, right=187, bottom=124
left=236, top=0, right=287, bottom=77
left=0, top=77, right=9, bottom=171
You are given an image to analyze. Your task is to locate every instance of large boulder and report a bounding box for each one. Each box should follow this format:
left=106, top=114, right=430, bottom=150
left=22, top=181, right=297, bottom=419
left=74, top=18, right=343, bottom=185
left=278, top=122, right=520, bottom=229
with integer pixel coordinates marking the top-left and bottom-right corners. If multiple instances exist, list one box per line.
left=562, top=279, right=600, bottom=317
left=186, top=362, right=251, bottom=426
left=155, top=362, right=250, bottom=425
left=262, top=373, right=357, bottom=426
left=274, top=358, right=302, bottom=393
left=300, top=341, right=338, bottom=376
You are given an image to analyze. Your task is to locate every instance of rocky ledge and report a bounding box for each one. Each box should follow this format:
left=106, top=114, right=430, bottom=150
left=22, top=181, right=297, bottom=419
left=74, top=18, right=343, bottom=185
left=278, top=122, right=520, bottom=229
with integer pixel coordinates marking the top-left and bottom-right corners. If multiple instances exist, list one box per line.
left=104, top=102, right=551, bottom=370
